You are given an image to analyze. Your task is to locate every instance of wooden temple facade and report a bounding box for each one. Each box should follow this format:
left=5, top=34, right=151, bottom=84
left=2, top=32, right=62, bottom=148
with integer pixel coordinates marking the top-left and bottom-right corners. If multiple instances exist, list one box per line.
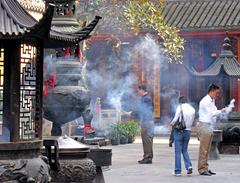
left=87, top=0, right=240, bottom=120
left=13, top=0, right=240, bottom=120
left=163, top=0, right=240, bottom=115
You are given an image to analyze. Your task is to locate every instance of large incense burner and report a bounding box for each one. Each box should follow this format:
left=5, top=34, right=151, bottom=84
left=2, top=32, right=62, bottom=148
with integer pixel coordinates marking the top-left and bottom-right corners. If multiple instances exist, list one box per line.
left=219, top=113, right=240, bottom=154
left=43, top=58, right=93, bottom=136
left=43, top=57, right=112, bottom=183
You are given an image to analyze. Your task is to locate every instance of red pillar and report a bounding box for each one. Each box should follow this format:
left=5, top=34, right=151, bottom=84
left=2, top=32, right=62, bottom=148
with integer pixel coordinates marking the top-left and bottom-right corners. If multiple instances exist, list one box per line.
left=238, top=79, right=240, bottom=111
left=237, top=38, right=240, bottom=111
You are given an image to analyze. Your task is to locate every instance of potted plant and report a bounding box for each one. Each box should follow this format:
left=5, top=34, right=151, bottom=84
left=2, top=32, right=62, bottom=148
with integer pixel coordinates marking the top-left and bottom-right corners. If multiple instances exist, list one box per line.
left=118, top=122, right=129, bottom=144
left=117, top=121, right=141, bottom=144
left=125, top=120, right=140, bottom=143
left=108, top=123, right=120, bottom=145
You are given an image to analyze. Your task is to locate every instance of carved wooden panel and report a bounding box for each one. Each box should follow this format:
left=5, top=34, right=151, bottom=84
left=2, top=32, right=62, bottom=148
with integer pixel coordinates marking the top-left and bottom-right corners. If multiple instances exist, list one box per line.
left=20, top=44, right=37, bottom=140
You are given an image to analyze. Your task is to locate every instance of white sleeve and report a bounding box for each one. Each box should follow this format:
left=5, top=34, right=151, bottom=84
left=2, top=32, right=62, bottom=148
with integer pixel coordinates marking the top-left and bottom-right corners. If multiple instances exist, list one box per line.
left=203, top=101, right=221, bottom=117
left=212, top=110, right=222, bottom=117
left=170, top=106, right=181, bottom=126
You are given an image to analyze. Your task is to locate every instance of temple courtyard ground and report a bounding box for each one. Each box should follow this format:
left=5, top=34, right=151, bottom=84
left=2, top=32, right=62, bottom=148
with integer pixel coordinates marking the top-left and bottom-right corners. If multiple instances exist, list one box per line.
left=103, top=137, right=240, bottom=183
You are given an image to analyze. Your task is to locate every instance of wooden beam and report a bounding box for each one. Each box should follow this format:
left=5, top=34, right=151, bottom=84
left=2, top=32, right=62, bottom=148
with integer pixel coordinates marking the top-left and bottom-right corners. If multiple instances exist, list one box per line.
left=4, top=40, right=21, bottom=142
left=179, top=30, right=240, bottom=38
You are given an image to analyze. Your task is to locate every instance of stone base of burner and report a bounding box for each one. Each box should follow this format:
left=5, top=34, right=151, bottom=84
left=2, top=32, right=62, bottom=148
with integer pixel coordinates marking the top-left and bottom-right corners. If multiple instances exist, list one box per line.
left=50, top=158, right=96, bottom=183
left=219, top=143, right=239, bottom=154
left=0, top=156, right=51, bottom=183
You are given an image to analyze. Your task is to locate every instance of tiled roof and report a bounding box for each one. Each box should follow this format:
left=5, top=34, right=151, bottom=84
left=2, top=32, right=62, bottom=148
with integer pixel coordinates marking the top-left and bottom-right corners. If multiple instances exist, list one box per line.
left=0, top=0, right=37, bottom=37
left=0, top=0, right=53, bottom=38
left=163, top=0, right=240, bottom=32
left=189, top=37, right=240, bottom=77
left=0, top=0, right=101, bottom=45
left=50, top=16, right=102, bottom=43
left=17, top=0, right=45, bottom=13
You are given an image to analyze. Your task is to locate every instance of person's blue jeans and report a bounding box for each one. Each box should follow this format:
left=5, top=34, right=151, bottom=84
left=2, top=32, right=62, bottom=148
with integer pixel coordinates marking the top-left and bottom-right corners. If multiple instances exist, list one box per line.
left=173, top=129, right=192, bottom=174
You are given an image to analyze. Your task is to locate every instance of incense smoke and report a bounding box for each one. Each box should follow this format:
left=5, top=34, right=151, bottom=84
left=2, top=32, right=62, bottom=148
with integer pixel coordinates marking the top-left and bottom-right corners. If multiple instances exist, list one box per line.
left=154, top=125, right=169, bottom=135
left=220, top=99, right=235, bottom=119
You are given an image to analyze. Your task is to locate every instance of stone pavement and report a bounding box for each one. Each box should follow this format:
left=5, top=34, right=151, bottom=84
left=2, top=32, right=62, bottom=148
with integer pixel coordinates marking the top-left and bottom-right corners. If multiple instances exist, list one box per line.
left=103, top=137, right=240, bottom=183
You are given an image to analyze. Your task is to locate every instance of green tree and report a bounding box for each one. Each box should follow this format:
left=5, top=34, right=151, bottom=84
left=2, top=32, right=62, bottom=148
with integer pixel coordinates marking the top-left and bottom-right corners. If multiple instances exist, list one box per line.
left=123, top=0, right=184, bottom=62
left=77, top=0, right=184, bottom=63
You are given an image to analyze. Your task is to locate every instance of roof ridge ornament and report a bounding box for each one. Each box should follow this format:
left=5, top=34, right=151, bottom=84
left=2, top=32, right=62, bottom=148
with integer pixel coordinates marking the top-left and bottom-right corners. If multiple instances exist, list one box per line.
left=223, top=37, right=231, bottom=51
left=187, top=36, right=240, bottom=77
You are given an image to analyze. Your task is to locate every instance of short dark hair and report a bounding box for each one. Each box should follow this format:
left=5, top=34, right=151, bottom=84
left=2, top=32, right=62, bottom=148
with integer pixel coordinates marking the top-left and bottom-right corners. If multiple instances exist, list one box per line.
left=138, top=84, right=147, bottom=92
left=179, top=96, right=187, bottom=104
left=207, top=84, right=220, bottom=93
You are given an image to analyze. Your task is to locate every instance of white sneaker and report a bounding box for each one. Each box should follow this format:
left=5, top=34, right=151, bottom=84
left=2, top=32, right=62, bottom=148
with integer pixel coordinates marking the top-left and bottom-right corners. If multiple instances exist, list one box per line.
left=172, top=173, right=181, bottom=177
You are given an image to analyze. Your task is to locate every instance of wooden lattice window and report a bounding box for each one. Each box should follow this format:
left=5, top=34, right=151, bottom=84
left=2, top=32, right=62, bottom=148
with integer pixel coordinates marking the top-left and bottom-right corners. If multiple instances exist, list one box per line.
left=20, top=44, right=37, bottom=140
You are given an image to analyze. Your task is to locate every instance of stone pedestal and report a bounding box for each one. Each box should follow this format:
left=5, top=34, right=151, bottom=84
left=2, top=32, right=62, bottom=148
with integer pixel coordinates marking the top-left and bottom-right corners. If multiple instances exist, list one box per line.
left=50, top=158, right=96, bottom=183
left=0, top=141, right=51, bottom=183
left=43, top=136, right=97, bottom=183
left=87, top=146, right=112, bottom=183
left=72, top=136, right=112, bottom=183
left=0, top=156, right=51, bottom=183
left=209, top=130, right=222, bottom=160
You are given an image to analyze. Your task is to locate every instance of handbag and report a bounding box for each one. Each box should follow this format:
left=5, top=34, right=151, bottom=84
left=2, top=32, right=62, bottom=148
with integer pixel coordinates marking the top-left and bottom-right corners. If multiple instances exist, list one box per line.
left=174, top=105, right=186, bottom=130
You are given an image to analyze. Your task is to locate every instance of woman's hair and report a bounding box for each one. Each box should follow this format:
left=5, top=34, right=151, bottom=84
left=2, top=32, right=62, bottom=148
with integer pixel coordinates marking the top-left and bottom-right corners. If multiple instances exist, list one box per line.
left=179, top=96, right=187, bottom=104
left=207, top=83, right=220, bottom=93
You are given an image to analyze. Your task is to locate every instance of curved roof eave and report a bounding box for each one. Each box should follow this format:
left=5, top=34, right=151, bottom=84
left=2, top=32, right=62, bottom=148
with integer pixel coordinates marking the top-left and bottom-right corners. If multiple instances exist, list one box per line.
left=49, top=16, right=102, bottom=45
left=188, top=54, right=240, bottom=77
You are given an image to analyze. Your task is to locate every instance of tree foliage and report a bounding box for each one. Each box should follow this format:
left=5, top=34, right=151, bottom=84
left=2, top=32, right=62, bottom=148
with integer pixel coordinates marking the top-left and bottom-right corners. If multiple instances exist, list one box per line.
left=122, top=0, right=184, bottom=63
left=77, top=0, right=184, bottom=63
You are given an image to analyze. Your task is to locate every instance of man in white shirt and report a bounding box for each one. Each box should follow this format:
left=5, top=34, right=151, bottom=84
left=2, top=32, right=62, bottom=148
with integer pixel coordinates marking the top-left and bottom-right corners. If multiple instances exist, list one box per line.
left=198, top=84, right=224, bottom=176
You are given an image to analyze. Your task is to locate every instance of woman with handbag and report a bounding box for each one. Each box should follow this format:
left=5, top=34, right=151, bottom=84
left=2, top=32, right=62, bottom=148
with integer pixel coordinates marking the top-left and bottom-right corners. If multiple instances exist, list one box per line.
left=170, top=96, right=195, bottom=176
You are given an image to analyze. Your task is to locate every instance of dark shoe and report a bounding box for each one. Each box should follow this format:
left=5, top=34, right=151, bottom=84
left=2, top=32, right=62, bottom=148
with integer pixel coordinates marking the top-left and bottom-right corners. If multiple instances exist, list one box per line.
left=138, top=159, right=152, bottom=164
left=169, top=142, right=173, bottom=147
left=200, top=171, right=211, bottom=176
left=187, top=167, right=193, bottom=175
left=208, top=170, right=216, bottom=175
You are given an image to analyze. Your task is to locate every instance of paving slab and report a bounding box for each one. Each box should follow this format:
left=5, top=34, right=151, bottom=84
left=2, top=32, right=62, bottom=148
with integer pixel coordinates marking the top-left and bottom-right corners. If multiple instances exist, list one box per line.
left=103, top=137, right=240, bottom=183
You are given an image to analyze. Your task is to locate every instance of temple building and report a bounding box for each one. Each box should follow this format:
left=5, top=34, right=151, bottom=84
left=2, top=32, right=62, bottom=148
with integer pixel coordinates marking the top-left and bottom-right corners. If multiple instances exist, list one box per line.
left=0, top=0, right=101, bottom=137
left=0, top=1, right=108, bottom=182
left=189, top=37, right=240, bottom=109
left=163, top=0, right=240, bottom=115
left=86, top=0, right=240, bottom=121
left=15, top=0, right=240, bottom=120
